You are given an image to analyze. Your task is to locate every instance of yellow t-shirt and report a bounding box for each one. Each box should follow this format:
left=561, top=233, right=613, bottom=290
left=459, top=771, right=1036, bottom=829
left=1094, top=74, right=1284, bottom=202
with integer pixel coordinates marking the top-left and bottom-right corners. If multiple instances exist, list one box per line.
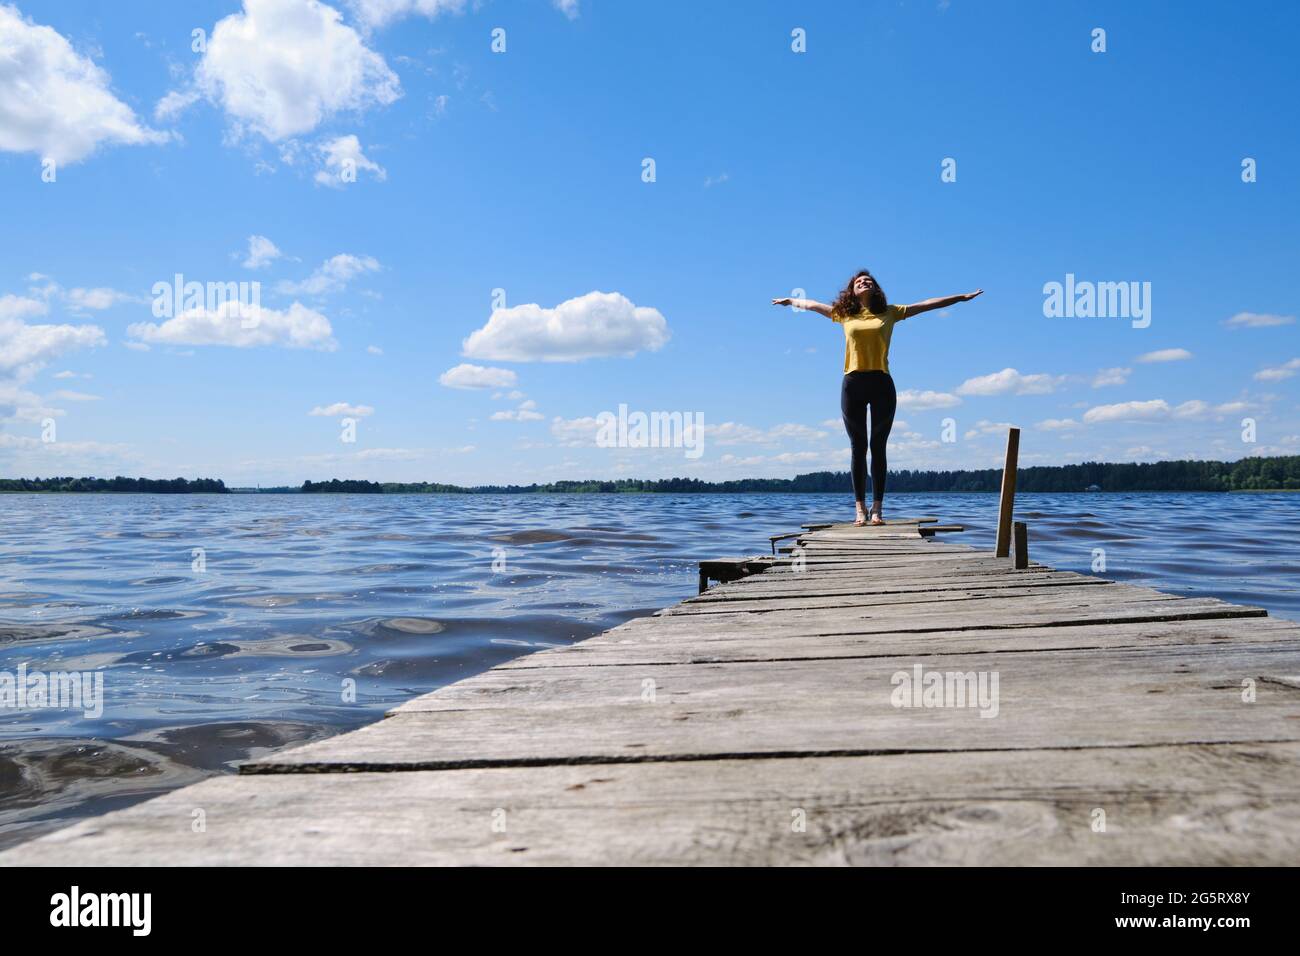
left=832, top=303, right=907, bottom=373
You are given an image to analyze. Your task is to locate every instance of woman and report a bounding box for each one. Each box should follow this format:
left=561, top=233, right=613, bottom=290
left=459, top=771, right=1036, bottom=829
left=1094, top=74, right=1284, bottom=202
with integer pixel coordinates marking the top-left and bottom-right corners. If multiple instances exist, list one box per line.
left=773, top=270, right=982, bottom=526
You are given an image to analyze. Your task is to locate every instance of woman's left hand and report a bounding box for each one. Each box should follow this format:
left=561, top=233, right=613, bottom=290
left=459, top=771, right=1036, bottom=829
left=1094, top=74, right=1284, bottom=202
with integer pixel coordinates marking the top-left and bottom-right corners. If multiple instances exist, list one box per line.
left=961, top=289, right=984, bottom=301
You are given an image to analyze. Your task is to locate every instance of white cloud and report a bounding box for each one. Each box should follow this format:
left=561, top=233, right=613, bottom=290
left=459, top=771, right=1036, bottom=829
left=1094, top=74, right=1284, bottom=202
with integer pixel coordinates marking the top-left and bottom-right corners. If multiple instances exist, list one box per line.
left=963, top=420, right=1016, bottom=439
left=1173, top=400, right=1209, bottom=419
left=463, top=292, right=669, bottom=363
left=1081, top=399, right=1243, bottom=424
left=1214, top=401, right=1251, bottom=415
left=1083, top=400, right=1172, bottom=424
left=127, top=301, right=336, bottom=350
left=1224, top=312, right=1295, bottom=329
left=1091, top=366, right=1130, bottom=387
left=550, top=415, right=603, bottom=446
left=0, top=4, right=169, bottom=164
left=277, top=253, right=380, bottom=296
left=0, top=381, right=57, bottom=423
left=704, top=422, right=766, bottom=445
left=439, top=363, right=517, bottom=389
left=1, top=314, right=106, bottom=380
left=765, top=423, right=828, bottom=442
left=769, top=451, right=821, bottom=464
left=354, top=447, right=417, bottom=460
left=1136, top=348, right=1192, bottom=363
left=0, top=430, right=132, bottom=461
left=703, top=422, right=826, bottom=446
left=344, top=0, right=466, bottom=31
left=192, top=0, right=401, bottom=142
left=896, top=389, right=961, bottom=410
left=1036, top=418, right=1080, bottom=431
left=345, top=0, right=575, bottom=30
left=309, top=402, right=373, bottom=417
left=242, top=235, right=283, bottom=269
left=154, top=89, right=200, bottom=122
left=66, top=287, right=138, bottom=311
left=715, top=453, right=766, bottom=468
left=314, top=133, right=386, bottom=187
left=48, top=389, right=100, bottom=402
left=288, top=446, right=420, bottom=468
left=544, top=417, right=827, bottom=449
left=956, top=368, right=1065, bottom=396
left=1255, top=358, right=1300, bottom=382
left=0, top=294, right=49, bottom=322
left=366, top=344, right=383, bottom=355
left=491, top=399, right=543, bottom=422
left=7, top=281, right=138, bottom=316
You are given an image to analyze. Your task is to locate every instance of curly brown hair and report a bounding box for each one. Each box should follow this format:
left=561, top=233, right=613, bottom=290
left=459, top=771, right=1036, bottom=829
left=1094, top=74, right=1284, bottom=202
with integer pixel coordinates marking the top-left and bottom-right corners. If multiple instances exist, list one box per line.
left=831, top=269, right=888, bottom=318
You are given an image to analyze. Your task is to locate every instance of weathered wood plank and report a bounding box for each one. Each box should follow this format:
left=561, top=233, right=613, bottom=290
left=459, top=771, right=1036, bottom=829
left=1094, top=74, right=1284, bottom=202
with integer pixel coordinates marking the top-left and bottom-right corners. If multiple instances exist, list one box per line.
left=919, top=524, right=965, bottom=536
left=664, top=592, right=1264, bottom=622
left=691, top=571, right=1098, bottom=602
left=803, top=517, right=939, bottom=529
left=770, top=549, right=1030, bottom=563
left=501, top=617, right=1300, bottom=668
left=788, top=542, right=976, bottom=554
left=236, top=643, right=1300, bottom=772
left=690, top=576, right=1110, bottom=604
left=7, top=742, right=1299, bottom=866
left=701, top=558, right=1065, bottom=580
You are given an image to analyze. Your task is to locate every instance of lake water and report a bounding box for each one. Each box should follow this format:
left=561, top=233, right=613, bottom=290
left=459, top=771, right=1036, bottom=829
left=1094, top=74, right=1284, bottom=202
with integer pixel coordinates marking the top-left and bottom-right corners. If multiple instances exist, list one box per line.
left=2, top=491, right=1298, bottom=847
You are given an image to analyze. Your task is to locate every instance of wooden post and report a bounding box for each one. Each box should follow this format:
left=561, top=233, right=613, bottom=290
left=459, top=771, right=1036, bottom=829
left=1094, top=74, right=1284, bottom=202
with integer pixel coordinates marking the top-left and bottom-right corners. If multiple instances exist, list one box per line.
left=994, top=427, right=1020, bottom=558
left=1013, top=521, right=1028, bottom=569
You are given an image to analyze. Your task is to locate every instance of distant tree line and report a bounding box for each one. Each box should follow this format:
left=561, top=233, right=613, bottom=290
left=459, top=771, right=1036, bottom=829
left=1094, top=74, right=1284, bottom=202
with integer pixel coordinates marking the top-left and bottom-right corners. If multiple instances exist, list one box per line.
left=0, top=476, right=228, bottom=493
left=297, top=456, right=1300, bottom=494
left=7, top=457, right=1297, bottom=495
left=301, top=479, right=389, bottom=494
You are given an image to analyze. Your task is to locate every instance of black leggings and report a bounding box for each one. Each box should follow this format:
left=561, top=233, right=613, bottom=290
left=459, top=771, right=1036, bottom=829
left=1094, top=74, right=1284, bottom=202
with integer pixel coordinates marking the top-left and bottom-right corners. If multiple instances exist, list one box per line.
left=841, top=371, right=897, bottom=504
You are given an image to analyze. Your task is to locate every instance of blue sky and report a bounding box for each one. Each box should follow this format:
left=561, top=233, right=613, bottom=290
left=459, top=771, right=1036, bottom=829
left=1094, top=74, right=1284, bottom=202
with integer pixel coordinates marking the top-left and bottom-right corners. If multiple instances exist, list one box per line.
left=1, top=0, right=1297, bottom=486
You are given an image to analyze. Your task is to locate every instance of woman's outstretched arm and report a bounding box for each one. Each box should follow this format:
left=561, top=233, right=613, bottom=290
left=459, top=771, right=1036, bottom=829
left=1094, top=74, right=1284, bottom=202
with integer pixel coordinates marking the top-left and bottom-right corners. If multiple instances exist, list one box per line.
left=901, top=289, right=983, bottom=317
left=772, top=297, right=835, bottom=318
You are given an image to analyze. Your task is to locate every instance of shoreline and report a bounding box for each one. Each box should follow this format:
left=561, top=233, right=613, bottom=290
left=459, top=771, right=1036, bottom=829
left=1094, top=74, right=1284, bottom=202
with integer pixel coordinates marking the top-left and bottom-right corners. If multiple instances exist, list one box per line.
left=3, top=454, right=1297, bottom=496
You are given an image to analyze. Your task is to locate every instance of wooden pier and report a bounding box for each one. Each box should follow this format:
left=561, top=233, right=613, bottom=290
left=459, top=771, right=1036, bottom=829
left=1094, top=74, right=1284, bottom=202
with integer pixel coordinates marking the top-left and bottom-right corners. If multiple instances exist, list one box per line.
left=4, top=516, right=1300, bottom=866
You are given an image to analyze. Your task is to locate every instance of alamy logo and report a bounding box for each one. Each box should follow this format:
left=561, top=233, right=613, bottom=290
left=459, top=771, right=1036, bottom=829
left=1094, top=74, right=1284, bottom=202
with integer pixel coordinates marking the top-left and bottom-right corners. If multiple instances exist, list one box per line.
left=152, top=272, right=262, bottom=328
left=1042, top=273, right=1151, bottom=328
left=890, top=664, right=999, bottom=718
left=0, top=664, right=103, bottom=719
left=50, top=887, right=151, bottom=936
left=595, top=403, right=704, bottom=460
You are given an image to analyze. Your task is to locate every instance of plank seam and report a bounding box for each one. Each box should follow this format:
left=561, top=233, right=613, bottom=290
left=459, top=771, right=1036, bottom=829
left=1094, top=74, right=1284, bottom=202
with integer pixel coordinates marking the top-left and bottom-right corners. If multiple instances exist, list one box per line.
left=656, top=608, right=1269, bottom=627
left=240, top=736, right=1300, bottom=776
left=497, top=637, right=1300, bottom=669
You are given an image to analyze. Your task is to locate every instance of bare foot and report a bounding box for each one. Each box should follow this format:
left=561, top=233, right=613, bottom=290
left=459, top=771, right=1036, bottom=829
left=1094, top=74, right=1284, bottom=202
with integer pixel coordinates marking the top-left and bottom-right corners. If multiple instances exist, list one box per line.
left=854, top=502, right=868, bottom=526
left=869, top=502, right=885, bottom=525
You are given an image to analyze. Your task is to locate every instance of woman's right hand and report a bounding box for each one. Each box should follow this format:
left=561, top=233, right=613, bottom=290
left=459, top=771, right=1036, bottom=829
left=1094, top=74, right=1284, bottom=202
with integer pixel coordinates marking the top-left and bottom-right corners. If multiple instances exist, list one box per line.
left=771, top=297, right=792, bottom=307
